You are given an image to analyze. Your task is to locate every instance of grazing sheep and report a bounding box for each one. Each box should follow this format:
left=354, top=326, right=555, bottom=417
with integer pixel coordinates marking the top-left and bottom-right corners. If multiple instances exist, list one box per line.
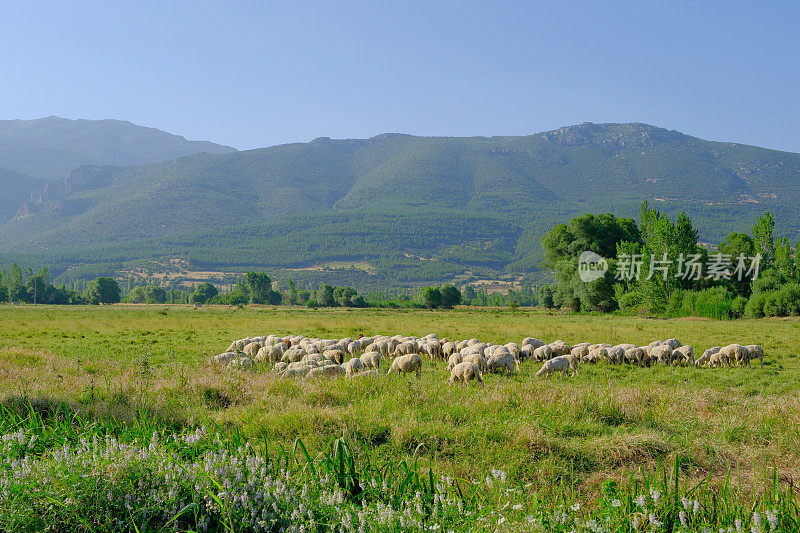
left=448, top=361, right=484, bottom=385
left=447, top=353, right=463, bottom=371
left=651, top=345, right=673, bottom=365
left=744, top=345, right=764, bottom=367
left=491, top=345, right=512, bottom=358
left=662, top=339, right=683, bottom=350
left=308, top=364, right=346, bottom=378
left=242, top=342, right=261, bottom=358
left=442, top=341, right=457, bottom=357
left=533, top=345, right=554, bottom=362
left=672, top=345, right=694, bottom=366
left=606, top=346, right=625, bottom=364
left=624, top=347, right=646, bottom=366
left=300, top=353, right=326, bottom=366
left=588, top=343, right=612, bottom=351
left=519, top=344, right=535, bottom=361
left=342, top=357, right=365, bottom=376
left=421, top=341, right=443, bottom=359
left=349, top=369, right=380, bottom=379
left=707, top=351, right=730, bottom=368
left=504, top=343, right=520, bottom=358
left=535, top=355, right=579, bottom=377
left=273, top=361, right=288, bottom=374
left=694, top=347, right=720, bottom=367
left=720, top=344, right=748, bottom=366
left=487, top=352, right=518, bottom=374
left=462, top=353, right=489, bottom=374
left=387, top=354, right=423, bottom=378
left=214, top=352, right=238, bottom=364
left=584, top=348, right=607, bottom=364
left=549, top=340, right=571, bottom=357
left=361, top=351, right=381, bottom=371
left=522, top=337, right=546, bottom=349
left=228, top=357, right=253, bottom=370
left=571, top=344, right=590, bottom=361
left=281, top=347, right=306, bottom=363
left=325, top=349, right=345, bottom=365
left=394, top=340, right=419, bottom=357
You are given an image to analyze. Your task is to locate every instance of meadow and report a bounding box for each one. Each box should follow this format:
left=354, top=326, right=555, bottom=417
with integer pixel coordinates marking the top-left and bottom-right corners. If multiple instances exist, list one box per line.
left=1, top=304, right=799, bottom=531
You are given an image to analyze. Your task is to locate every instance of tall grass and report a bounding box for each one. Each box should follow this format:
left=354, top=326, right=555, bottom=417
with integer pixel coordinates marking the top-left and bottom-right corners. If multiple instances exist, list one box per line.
left=0, top=403, right=797, bottom=532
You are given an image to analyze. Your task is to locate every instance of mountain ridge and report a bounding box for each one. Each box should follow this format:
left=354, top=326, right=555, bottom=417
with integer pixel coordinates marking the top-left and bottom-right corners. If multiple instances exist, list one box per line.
left=1, top=121, right=799, bottom=289
left=0, top=116, right=236, bottom=181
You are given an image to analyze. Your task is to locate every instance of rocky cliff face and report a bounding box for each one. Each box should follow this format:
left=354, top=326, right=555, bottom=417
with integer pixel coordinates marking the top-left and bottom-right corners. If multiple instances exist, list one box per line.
left=16, top=165, right=117, bottom=218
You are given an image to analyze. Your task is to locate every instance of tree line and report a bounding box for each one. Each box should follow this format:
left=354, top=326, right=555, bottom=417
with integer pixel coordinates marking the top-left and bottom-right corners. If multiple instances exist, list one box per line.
left=541, top=203, right=798, bottom=318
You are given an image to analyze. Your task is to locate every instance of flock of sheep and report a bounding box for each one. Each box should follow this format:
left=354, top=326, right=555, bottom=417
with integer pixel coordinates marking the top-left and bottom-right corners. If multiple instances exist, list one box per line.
left=213, top=333, right=765, bottom=385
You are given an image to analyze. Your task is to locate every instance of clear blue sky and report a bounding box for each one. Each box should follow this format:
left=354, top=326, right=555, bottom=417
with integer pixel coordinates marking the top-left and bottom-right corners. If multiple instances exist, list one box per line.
left=1, top=1, right=798, bottom=151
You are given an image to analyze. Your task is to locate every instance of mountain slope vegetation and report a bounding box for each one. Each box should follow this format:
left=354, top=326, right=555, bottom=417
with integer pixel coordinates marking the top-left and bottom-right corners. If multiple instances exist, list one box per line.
left=1, top=122, right=799, bottom=289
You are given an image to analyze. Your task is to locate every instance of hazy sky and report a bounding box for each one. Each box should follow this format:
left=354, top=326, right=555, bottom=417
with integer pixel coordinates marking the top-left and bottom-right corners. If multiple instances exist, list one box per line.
left=2, top=1, right=798, bottom=151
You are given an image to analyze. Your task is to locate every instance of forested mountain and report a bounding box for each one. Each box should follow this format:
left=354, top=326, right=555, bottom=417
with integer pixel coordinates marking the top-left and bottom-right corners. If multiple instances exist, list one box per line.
left=1, top=122, right=799, bottom=290
left=0, top=116, right=236, bottom=180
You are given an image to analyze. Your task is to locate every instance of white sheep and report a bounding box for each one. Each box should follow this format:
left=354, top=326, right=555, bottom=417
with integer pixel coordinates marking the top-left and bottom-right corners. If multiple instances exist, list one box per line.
left=308, top=364, right=346, bottom=378
left=342, top=357, right=365, bottom=376
left=462, top=353, right=488, bottom=374
left=744, top=345, right=764, bottom=367
left=584, top=347, right=607, bottom=364
left=606, top=346, right=625, bottom=364
left=570, top=344, right=590, bottom=361
left=624, top=347, right=646, bottom=366
left=522, top=337, right=546, bottom=349
left=242, top=342, right=261, bottom=358
left=487, top=352, right=518, bottom=374
left=446, top=353, right=463, bottom=371
left=387, top=353, right=423, bottom=378
left=214, top=352, right=238, bottom=364
left=707, top=351, right=730, bottom=368
left=672, top=345, right=694, bottom=366
left=448, top=361, right=484, bottom=385
left=651, top=345, right=673, bottom=365
left=535, top=355, right=579, bottom=377
left=361, top=351, right=381, bottom=371
left=442, top=341, right=457, bottom=357
left=694, top=347, right=720, bottom=367
left=720, top=344, right=748, bottom=366
left=533, top=345, right=553, bottom=362
left=549, top=340, right=571, bottom=356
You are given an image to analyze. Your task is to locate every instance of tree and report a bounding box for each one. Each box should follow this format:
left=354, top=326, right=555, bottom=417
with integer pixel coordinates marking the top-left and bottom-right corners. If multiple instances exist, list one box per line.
left=461, top=285, right=477, bottom=304
left=317, top=284, right=335, bottom=307
left=420, top=286, right=442, bottom=309
left=752, top=212, right=775, bottom=267
left=286, top=279, right=299, bottom=305
left=439, top=284, right=461, bottom=308
left=190, top=282, right=218, bottom=304
left=542, top=212, right=640, bottom=312
left=244, top=272, right=273, bottom=304
left=775, top=238, right=794, bottom=280
left=719, top=232, right=756, bottom=297
left=8, top=263, right=27, bottom=303
left=227, top=282, right=249, bottom=305
left=334, top=286, right=358, bottom=307
left=635, top=203, right=701, bottom=312
left=25, top=267, right=53, bottom=304
left=143, top=285, right=167, bottom=304
left=87, top=277, right=121, bottom=304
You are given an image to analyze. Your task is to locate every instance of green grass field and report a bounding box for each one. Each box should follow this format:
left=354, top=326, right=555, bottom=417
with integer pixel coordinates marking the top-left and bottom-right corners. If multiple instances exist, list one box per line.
left=1, top=305, right=798, bottom=531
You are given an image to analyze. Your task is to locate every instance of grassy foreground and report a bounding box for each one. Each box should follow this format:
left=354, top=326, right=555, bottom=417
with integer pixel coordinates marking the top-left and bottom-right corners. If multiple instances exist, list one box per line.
left=1, top=305, right=799, bottom=531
